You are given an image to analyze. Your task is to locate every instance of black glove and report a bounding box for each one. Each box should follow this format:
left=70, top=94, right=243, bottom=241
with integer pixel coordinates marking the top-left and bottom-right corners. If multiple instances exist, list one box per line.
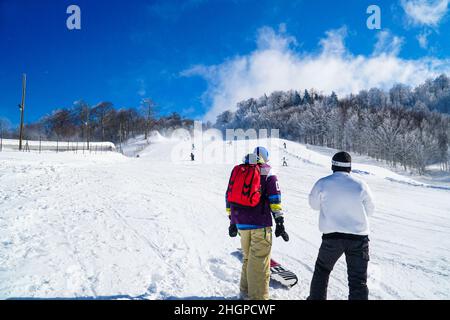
left=229, top=224, right=238, bottom=237
left=274, top=216, right=289, bottom=242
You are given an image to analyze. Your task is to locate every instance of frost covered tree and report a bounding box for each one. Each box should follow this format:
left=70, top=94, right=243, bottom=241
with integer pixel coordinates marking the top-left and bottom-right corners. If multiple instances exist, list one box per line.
left=214, top=74, right=450, bottom=174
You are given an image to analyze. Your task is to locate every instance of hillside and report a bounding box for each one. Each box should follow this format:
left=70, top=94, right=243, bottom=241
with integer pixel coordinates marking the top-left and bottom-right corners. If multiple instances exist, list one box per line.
left=1, top=135, right=449, bottom=299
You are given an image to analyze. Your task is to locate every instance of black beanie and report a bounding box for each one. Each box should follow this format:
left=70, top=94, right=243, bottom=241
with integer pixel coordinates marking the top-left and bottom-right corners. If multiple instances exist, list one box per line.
left=332, top=151, right=352, bottom=172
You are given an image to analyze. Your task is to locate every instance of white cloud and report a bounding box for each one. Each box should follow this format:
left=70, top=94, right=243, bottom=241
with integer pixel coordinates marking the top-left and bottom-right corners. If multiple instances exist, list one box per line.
left=256, top=26, right=297, bottom=51
left=417, top=29, right=432, bottom=48
left=319, top=27, right=348, bottom=57
left=373, top=30, right=404, bottom=56
left=401, top=0, right=449, bottom=26
left=182, top=26, right=450, bottom=122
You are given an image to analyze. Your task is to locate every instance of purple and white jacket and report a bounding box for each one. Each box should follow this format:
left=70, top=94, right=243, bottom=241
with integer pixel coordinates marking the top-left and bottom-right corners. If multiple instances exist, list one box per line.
left=226, top=163, right=283, bottom=230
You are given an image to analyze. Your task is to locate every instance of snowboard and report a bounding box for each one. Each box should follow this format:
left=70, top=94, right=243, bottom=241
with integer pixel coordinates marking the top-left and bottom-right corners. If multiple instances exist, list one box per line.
left=234, top=249, right=298, bottom=288
left=270, top=258, right=298, bottom=288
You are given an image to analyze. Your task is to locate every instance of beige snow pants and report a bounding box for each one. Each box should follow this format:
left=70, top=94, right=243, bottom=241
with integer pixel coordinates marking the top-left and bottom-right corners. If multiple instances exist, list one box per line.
left=239, top=227, right=272, bottom=300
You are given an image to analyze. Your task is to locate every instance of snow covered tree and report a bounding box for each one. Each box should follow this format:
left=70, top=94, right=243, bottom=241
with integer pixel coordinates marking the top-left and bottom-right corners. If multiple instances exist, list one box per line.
left=214, top=74, right=450, bottom=174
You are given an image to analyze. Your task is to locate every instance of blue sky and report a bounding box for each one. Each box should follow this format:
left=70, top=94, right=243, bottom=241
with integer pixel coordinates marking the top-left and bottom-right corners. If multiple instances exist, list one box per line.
left=1, top=0, right=450, bottom=124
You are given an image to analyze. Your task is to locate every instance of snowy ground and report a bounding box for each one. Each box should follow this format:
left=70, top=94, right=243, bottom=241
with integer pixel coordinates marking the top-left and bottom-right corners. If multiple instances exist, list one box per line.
left=1, top=135, right=449, bottom=300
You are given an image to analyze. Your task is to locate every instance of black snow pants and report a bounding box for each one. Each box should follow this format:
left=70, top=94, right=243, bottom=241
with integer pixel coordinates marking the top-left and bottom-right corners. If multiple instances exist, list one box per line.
left=308, top=233, right=370, bottom=300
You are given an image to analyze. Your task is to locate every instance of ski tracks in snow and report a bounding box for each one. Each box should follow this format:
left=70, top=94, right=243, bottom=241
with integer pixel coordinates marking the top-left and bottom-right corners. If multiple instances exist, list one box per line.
left=1, top=140, right=450, bottom=299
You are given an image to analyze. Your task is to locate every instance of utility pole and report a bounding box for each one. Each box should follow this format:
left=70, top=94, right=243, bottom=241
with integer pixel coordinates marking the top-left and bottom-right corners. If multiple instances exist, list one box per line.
left=18, top=74, right=26, bottom=151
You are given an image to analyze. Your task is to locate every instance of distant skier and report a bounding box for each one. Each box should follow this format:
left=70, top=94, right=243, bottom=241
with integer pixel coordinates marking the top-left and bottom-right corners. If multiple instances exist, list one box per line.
left=282, top=157, right=288, bottom=167
left=307, top=152, right=375, bottom=300
left=283, top=142, right=287, bottom=149
left=190, top=152, right=195, bottom=161
left=226, top=146, right=289, bottom=300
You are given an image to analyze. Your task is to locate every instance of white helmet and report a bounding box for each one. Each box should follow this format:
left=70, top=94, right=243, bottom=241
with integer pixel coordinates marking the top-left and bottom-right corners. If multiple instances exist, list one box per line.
left=253, top=146, right=269, bottom=163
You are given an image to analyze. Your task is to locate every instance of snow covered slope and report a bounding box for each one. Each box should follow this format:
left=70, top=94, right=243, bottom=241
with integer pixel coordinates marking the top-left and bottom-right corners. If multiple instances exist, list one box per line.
left=1, top=137, right=449, bottom=300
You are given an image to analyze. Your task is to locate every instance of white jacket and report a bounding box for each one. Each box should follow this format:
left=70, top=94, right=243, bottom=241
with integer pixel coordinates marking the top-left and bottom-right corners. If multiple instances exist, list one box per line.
left=309, top=172, right=375, bottom=236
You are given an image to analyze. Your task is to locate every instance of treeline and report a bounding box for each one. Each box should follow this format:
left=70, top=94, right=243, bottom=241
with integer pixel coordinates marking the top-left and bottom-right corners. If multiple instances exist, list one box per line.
left=216, top=74, right=450, bottom=174
left=1, top=99, right=195, bottom=144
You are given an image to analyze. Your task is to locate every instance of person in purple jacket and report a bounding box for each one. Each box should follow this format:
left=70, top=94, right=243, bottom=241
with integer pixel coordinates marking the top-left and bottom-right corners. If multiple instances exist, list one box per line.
left=226, top=146, right=289, bottom=300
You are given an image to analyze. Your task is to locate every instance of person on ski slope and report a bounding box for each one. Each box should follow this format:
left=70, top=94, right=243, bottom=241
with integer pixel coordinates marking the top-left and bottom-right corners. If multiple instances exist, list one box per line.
left=308, top=151, right=375, bottom=300
left=226, top=146, right=289, bottom=300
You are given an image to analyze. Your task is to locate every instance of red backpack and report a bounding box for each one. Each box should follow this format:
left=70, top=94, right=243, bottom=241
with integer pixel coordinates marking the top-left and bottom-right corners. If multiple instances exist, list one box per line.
left=226, top=164, right=261, bottom=208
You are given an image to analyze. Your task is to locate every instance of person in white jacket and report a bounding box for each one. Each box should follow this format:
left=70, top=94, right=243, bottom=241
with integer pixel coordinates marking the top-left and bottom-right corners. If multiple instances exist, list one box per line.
left=307, top=151, right=374, bottom=300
